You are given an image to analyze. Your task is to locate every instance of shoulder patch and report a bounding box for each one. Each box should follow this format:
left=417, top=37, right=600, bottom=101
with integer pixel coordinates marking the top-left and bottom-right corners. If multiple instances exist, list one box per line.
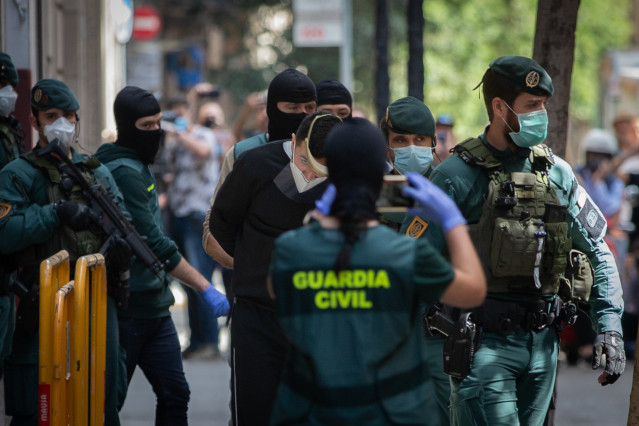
left=576, top=196, right=606, bottom=241
left=0, top=202, right=11, bottom=219
left=405, top=217, right=428, bottom=239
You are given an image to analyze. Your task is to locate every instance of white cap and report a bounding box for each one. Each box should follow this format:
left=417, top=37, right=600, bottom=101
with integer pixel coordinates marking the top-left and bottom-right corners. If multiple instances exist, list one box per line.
left=582, top=129, right=618, bottom=155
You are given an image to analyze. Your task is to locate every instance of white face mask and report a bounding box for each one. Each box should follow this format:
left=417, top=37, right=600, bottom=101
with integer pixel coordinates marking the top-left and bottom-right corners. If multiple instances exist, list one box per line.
left=290, top=162, right=326, bottom=193
left=43, top=117, right=77, bottom=151
left=0, top=85, right=18, bottom=117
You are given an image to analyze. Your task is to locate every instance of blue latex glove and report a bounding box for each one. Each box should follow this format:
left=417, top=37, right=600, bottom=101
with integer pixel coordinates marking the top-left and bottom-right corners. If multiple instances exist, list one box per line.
left=402, top=172, right=466, bottom=233
left=315, top=183, right=336, bottom=215
left=200, top=283, right=230, bottom=317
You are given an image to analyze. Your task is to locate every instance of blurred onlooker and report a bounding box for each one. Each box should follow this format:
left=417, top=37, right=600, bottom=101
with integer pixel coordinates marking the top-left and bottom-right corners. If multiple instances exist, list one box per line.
left=165, top=97, right=225, bottom=359
left=433, top=113, right=456, bottom=166
left=199, top=101, right=236, bottom=157
left=231, top=91, right=268, bottom=142
left=614, top=113, right=639, bottom=175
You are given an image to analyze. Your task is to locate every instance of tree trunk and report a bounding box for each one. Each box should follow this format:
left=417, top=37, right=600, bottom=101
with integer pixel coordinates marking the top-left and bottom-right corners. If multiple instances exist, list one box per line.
left=629, top=317, right=639, bottom=425
left=375, top=0, right=390, bottom=123
left=407, top=0, right=424, bottom=101
left=532, top=0, right=580, bottom=159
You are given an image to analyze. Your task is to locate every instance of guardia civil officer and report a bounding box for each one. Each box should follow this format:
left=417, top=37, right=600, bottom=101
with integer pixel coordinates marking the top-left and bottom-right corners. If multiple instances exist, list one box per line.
left=316, top=78, right=353, bottom=119
left=95, top=86, right=229, bottom=426
left=203, top=68, right=317, bottom=267
left=0, top=52, right=24, bottom=389
left=211, top=112, right=341, bottom=425
left=380, top=96, right=449, bottom=424
left=268, top=118, right=486, bottom=425
left=0, top=79, right=129, bottom=425
left=378, top=96, right=438, bottom=232
left=381, top=96, right=437, bottom=177
left=408, top=56, right=625, bottom=426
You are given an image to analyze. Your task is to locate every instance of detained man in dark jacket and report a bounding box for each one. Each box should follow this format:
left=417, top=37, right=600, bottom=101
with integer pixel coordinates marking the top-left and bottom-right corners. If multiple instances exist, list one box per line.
left=211, top=112, right=342, bottom=425
left=95, top=86, right=229, bottom=426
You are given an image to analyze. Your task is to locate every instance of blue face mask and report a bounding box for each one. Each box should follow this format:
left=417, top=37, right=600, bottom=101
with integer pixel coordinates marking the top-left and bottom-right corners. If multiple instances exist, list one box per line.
left=502, top=102, right=549, bottom=148
left=392, top=145, right=433, bottom=175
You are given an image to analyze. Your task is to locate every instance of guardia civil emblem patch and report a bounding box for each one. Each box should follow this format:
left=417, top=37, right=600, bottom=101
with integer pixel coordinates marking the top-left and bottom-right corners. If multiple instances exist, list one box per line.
left=526, top=71, right=540, bottom=88
left=0, top=202, right=12, bottom=219
left=33, top=89, right=42, bottom=103
left=405, top=217, right=428, bottom=239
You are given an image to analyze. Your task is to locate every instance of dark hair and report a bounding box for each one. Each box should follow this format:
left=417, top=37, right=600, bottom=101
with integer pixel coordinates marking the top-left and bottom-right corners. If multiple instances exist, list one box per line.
left=295, top=111, right=342, bottom=158
left=480, top=69, right=520, bottom=122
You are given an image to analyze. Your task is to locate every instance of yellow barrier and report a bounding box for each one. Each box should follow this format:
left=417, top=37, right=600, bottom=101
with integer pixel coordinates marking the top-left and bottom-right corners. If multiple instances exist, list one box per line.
left=38, top=250, right=108, bottom=426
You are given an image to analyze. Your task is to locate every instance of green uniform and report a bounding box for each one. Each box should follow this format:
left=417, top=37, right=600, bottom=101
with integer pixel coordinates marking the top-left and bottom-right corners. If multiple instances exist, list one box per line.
left=95, top=142, right=182, bottom=319
left=0, top=115, right=23, bottom=385
left=0, top=147, right=128, bottom=426
left=269, top=222, right=454, bottom=425
left=408, top=135, right=623, bottom=426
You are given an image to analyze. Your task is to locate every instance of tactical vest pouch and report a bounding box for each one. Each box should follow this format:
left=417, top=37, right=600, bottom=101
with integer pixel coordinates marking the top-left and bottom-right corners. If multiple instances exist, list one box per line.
left=543, top=221, right=570, bottom=275
left=490, top=217, right=540, bottom=276
left=559, top=249, right=594, bottom=303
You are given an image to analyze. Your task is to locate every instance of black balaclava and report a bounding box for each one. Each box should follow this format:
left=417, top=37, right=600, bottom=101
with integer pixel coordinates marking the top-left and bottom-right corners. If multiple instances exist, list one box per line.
left=316, top=79, right=353, bottom=118
left=325, top=118, right=387, bottom=270
left=114, top=86, right=163, bottom=164
left=266, top=69, right=317, bottom=142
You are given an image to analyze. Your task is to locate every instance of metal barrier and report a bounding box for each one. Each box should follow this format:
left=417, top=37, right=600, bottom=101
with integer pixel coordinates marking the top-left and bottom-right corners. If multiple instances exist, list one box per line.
left=38, top=250, right=108, bottom=426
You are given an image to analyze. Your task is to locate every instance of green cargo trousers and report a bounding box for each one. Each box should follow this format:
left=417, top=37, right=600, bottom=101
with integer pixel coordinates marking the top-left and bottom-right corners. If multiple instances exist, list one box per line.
left=450, top=327, right=559, bottom=426
left=424, top=335, right=450, bottom=425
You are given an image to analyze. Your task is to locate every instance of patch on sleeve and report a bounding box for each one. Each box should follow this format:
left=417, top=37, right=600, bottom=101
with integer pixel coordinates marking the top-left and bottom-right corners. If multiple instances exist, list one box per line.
left=575, top=196, right=606, bottom=241
left=576, top=187, right=588, bottom=209
left=0, top=202, right=11, bottom=219
left=147, top=183, right=155, bottom=192
left=405, top=217, right=428, bottom=239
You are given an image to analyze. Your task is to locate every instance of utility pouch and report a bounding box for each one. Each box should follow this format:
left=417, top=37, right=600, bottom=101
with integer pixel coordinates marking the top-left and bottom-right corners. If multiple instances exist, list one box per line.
left=558, top=249, right=594, bottom=303
left=443, top=312, right=481, bottom=379
left=10, top=280, right=39, bottom=336
left=423, top=303, right=456, bottom=337
left=107, top=269, right=131, bottom=310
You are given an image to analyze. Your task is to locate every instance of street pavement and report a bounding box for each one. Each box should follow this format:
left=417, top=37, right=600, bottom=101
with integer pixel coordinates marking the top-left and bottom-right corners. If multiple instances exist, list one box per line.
left=120, top=354, right=635, bottom=426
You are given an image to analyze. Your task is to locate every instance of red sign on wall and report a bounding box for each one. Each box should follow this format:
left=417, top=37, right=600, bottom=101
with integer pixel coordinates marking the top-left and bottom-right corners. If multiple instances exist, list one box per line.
left=132, top=6, right=162, bottom=41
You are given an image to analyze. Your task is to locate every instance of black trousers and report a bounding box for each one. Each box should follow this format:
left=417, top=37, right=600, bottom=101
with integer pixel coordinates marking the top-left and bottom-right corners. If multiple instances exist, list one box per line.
left=230, top=298, right=288, bottom=426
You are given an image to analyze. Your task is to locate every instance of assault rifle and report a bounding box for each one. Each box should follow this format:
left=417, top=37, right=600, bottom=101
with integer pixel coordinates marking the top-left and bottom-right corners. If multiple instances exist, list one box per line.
left=38, top=140, right=166, bottom=280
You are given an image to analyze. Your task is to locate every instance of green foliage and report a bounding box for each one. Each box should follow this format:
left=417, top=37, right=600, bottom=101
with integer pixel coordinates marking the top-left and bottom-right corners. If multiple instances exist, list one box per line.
left=572, top=0, right=632, bottom=123
left=200, top=0, right=633, bottom=137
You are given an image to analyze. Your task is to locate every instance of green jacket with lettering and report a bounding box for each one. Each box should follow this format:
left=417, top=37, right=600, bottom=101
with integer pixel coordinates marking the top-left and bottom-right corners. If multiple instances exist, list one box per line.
left=408, top=134, right=623, bottom=334
left=269, top=223, right=454, bottom=425
left=96, top=142, right=181, bottom=319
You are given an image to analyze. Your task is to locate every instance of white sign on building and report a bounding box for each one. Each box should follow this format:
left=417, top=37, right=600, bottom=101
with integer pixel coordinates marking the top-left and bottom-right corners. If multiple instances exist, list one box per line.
left=293, top=0, right=343, bottom=47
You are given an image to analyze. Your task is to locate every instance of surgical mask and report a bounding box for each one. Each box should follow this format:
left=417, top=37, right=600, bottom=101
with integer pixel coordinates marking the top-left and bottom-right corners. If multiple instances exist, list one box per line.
left=0, top=85, right=17, bottom=117
left=43, top=117, right=77, bottom=151
left=502, top=102, right=548, bottom=148
left=392, top=145, right=433, bottom=175
left=290, top=162, right=326, bottom=193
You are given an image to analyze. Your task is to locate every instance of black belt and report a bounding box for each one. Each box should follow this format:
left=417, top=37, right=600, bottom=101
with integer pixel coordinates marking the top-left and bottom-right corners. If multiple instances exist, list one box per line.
left=471, top=298, right=564, bottom=334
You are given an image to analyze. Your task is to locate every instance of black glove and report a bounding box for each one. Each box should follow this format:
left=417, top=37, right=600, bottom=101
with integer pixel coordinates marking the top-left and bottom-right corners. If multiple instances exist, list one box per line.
left=592, top=331, right=626, bottom=386
left=55, top=200, right=95, bottom=231
left=104, top=234, right=133, bottom=271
